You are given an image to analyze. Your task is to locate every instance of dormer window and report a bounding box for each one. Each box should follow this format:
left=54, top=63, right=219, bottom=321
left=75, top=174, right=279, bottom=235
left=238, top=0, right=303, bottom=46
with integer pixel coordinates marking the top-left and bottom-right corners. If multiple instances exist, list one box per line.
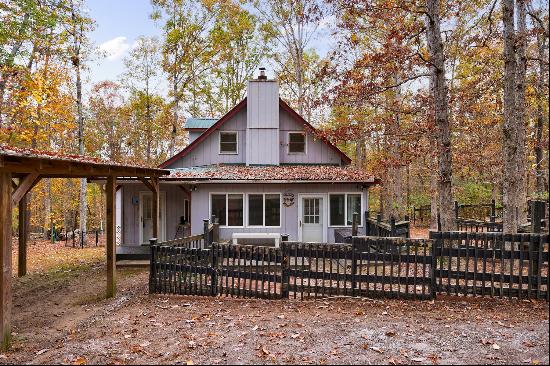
left=288, top=132, right=306, bottom=154
left=219, top=131, right=238, bottom=154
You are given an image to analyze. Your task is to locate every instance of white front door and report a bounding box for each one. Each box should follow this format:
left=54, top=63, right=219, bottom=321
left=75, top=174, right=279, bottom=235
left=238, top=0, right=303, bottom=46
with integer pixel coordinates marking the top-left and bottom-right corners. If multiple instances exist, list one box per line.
left=139, top=192, right=166, bottom=244
left=299, top=195, right=326, bottom=242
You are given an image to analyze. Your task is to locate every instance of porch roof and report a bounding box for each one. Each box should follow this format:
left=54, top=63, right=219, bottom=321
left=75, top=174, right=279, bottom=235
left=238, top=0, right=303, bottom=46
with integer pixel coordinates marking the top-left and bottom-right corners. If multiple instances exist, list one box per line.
left=164, top=165, right=380, bottom=184
left=0, top=145, right=169, bottom=178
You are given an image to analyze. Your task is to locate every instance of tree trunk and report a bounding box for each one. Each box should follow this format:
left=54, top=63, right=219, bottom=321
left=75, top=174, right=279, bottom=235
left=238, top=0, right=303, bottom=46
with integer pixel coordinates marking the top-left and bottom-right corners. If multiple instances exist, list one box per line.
left=515, top=0, right=528, bottom=224
left=502, top=0, right=518, bottom=234
left=535, top=33, right=548, bottom=194
left=170, top=79, right=179, bottom=157
left=426, top=0, right=453, bottom=231
left=76, top=60, right=87, bottom=245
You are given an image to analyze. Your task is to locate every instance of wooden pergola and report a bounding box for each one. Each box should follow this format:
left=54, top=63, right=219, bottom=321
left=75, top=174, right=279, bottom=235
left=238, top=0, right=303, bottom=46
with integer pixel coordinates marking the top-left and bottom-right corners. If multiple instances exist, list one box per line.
left=0, top=146, right=168, bottom=350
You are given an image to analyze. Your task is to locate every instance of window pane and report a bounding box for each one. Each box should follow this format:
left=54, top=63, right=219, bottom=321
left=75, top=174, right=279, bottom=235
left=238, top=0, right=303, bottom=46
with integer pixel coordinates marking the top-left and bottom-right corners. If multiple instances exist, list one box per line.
left=220, top=132, right=237, bottom=143
left=347, top=194, right=361, bottom=225
left=228, top=194, right=243, bottom=226
left=248, top=194, right=263, bottom=225
left=220, top=132, right=237, bottom=153
left=211, top=194, right=226, bottom=226
left=289, top=133, right=305, bottom=153
left=265, top=194, right=280, bottom=226
left=330, top=195, right=345, bottom=226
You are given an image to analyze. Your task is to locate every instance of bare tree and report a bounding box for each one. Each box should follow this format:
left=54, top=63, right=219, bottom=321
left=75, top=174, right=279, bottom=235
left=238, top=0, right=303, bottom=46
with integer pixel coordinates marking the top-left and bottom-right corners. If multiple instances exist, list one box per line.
left=502, top=0, right=519, bottom=233
left=426, top=0, right=454, bottom=230
left=255, top=0, right=324, bottom=115
left=515, top=0, right=528, bottom=224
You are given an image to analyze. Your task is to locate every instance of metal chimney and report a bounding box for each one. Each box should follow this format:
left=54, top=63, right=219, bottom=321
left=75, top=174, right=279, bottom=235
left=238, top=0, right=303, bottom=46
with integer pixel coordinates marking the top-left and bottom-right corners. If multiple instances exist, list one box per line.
left=258, top=67, right=267, bottom=80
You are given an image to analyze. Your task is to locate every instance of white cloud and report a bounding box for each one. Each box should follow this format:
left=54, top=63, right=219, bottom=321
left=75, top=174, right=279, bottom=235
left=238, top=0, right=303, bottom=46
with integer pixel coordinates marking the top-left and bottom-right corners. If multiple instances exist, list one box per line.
left=99, top=36, right=130, bottom=61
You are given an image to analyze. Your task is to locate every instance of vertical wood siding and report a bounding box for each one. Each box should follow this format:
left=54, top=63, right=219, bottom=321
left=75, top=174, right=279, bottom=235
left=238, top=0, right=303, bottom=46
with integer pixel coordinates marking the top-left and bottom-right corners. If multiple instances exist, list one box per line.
left=246, top=80, right=280, bottom=165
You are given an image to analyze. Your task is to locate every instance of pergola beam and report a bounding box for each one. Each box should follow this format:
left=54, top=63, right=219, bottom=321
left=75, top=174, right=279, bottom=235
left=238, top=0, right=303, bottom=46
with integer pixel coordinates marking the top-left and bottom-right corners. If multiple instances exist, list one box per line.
left=12, top=173, right=40, bottom=206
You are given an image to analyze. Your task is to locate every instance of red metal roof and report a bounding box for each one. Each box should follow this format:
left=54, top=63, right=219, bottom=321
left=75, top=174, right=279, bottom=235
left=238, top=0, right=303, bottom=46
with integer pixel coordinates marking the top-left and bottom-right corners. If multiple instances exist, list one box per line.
left=0, top=145, right=168, bottom=174
left=165, top=165, right=379, bottom=183
left=159, top=98, right=352, bottom=168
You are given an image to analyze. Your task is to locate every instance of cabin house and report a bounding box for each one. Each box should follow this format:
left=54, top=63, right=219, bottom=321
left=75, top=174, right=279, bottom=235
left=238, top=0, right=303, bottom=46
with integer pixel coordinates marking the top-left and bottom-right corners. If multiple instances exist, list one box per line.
left=115, top=71, right=378, bottom=251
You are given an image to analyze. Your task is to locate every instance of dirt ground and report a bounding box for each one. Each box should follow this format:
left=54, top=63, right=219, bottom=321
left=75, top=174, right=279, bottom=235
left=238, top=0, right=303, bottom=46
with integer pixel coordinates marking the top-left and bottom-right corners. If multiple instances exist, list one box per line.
left=0, top=242, right=548, bottom=365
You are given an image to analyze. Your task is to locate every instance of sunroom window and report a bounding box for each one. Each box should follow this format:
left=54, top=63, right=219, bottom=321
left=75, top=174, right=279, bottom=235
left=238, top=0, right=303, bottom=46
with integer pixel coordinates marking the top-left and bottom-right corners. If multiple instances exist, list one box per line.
left=329, top=193, right=362, bottom=226
left=211, top=193, right=243, bottom=226
left=247, top=193, right=281, bottom=227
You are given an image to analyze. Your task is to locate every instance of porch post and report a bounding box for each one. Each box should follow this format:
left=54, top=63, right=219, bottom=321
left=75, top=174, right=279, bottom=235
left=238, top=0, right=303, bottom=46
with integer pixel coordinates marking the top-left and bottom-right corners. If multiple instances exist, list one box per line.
left=106, top=175, right=116, bottom=298
left=152, top=178, right=159, bottom=240
left=18, top=195, right=26, bottom=277
left=0, top=172, right=12, bottom=350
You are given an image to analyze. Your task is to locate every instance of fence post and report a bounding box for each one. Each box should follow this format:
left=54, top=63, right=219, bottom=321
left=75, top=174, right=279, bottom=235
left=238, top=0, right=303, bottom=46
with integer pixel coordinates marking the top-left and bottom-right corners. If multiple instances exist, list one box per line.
left=149, top=238, right=158, bottom=294
left=376, top=213, right=382, bottom=236
left=351, top=237, right=358, bottom=296
left=390, top=216, right=396, bottom=236
left=203, top=219, right=209, bottom=249
left=531, top=200, right=544, bottom=234
left=429, top=236, right=437, bottom=300
left=281, top=242, right=290, bottom=299
left=404, top=215, right=410, bottom=238
left=352, top=212, right=359, bottom=237
left=212, top=216, right=220, bottom=244
left=211, top=243, right=219, bottom=297
left=491, top=199, right=496, bottom=218
left=95, top=230, right=99, bottom=247
left=454, top=201, right=459, bottom=220
left=365, top=211, right=370, bottom=236
left=437, top=211, right=442, bottom=232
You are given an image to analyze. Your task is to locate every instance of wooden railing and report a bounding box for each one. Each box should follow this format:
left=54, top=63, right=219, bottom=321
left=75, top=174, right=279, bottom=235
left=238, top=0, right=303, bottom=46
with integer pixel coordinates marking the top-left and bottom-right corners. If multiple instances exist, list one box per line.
left=364, top=211, right=410, bottom=238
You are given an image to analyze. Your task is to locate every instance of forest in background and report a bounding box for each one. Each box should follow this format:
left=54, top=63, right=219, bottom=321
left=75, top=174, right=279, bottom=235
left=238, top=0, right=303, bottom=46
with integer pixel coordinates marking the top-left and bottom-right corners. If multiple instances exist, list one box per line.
left=0, top=0, right=548, bottom=237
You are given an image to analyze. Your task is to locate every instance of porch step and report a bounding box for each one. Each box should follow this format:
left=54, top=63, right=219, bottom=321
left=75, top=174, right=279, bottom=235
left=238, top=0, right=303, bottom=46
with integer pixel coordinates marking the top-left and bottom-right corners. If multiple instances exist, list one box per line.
left=116, top=245, right=150, bottom=261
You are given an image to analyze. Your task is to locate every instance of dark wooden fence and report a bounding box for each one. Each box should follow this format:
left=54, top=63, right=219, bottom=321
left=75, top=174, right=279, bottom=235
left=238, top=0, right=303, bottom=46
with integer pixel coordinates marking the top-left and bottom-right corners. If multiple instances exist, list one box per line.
left=150, top=231, right=548, bottom=302
left=431, top=231, right=549, bottom=301
left=150, top=236, right=433, bottom=300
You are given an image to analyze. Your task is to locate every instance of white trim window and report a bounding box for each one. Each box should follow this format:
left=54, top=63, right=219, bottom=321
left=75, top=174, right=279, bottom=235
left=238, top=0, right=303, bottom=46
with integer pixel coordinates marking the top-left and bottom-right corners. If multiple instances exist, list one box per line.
left=247, top=193, right=281, bottom=227
left=219, top=131, right=238, bottom=154
left=329, top=193, right=363, bottom=227
left=288, top=131, right=306, bottom=154
left=210, top=193, right=244, bottom=227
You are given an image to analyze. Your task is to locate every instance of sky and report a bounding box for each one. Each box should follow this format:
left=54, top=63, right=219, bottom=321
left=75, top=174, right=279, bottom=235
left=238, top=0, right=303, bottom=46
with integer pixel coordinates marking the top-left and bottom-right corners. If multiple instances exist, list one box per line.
left=86, top=0, right=161, bottom=88
left=85, top=0, right=336, bottom=97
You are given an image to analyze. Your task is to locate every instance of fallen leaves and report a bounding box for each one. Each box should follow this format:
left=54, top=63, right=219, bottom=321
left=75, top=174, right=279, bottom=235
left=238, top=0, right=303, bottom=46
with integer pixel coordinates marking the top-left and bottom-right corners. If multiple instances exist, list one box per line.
left=72, top=356, right=87, bottom=365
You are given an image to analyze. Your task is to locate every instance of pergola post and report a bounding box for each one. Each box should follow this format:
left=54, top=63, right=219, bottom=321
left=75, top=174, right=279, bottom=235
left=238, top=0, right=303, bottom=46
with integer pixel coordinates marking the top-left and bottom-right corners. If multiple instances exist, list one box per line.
left=18, top=195, right=26, bottom=277
left=106, top=176, right=116, bottom=298
left=0, top=172, right=12, bottom=351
